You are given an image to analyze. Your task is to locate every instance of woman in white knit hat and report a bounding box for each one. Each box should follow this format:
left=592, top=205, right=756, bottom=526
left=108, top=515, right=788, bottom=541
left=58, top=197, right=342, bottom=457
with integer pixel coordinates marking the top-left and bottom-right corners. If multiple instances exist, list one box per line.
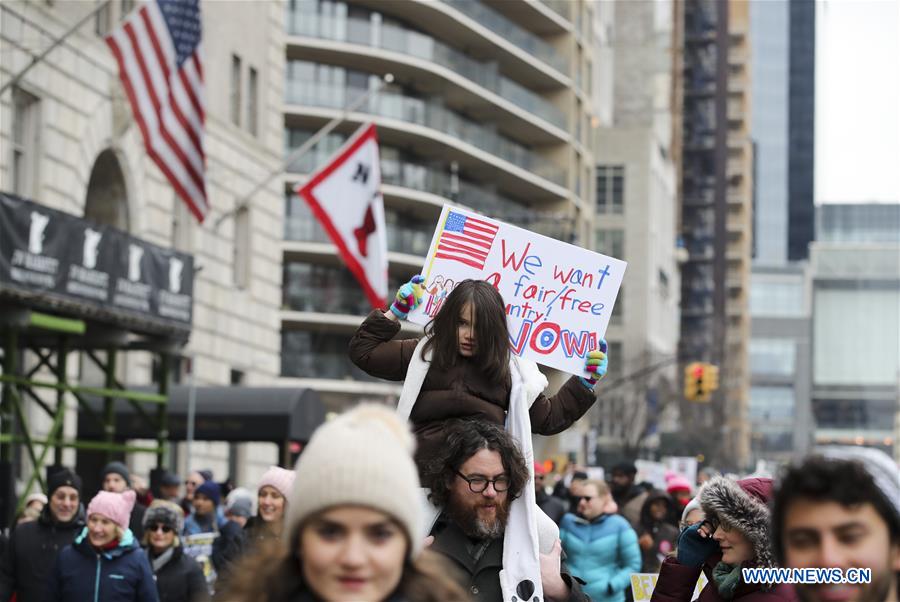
left=221, top=404, right=467, bottom=602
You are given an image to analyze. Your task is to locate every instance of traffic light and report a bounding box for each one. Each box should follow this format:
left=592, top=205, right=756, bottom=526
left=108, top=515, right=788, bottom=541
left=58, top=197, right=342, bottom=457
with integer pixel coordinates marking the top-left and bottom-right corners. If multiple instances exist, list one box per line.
left=684, top=362, right=705, bottom=401
left=684, top=362, right=719, bottom=401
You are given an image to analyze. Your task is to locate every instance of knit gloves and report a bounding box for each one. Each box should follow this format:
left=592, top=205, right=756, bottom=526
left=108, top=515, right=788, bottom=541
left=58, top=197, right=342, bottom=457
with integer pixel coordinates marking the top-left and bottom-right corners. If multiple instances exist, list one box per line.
left=579, top=339, right=609, bottom=390
left=389, top=275, right=425, bottom=320
left=676, top=522, right=719, bottom=567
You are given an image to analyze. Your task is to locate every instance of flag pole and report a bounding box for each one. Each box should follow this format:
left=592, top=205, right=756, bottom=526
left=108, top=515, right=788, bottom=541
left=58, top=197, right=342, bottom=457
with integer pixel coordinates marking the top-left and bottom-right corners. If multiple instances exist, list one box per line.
left=214, top=72, right=395, bottom=230
left=0, top=0, right=113, bottom=96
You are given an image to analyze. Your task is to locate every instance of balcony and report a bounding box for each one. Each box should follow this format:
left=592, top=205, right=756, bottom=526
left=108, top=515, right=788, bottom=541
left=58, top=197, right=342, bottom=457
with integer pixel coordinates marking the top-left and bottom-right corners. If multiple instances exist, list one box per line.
left=440, top=0, right=566, bottom=74
left=286, top=12, right=566, bottom=131
left=284, top=80, right=566, bottom=187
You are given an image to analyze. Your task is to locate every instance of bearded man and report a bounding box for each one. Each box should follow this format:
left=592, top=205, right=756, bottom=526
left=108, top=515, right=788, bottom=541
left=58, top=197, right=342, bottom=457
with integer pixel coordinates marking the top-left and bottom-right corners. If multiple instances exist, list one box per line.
left=425, top=419, right=588, bottom=602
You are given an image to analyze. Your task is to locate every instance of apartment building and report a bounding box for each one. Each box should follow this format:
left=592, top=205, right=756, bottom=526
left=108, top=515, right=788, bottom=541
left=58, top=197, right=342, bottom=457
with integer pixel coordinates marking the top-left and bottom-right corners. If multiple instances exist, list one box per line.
left=279, top=0, right=601, bottom=454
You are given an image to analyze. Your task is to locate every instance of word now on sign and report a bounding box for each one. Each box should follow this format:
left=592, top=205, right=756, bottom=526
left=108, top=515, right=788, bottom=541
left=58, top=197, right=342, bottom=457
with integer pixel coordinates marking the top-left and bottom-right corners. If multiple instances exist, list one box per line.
left=408, top=205, right=626, bottom=375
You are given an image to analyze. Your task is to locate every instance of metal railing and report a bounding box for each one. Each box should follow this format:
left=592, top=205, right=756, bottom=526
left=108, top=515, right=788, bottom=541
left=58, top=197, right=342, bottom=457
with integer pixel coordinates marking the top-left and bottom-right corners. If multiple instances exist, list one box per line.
left=440, top=0, right=567, bottom=74
left=284, top=79, right=566, bottom=186
left=286, top=12, right=565, bottom=128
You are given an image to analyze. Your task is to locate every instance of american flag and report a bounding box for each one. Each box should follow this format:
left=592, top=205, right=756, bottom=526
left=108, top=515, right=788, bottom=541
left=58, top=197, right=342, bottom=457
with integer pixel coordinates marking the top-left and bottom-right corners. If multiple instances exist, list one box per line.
left=106, top=0, right=209, bottom=222
left=434, top=211, right=499, bottom=269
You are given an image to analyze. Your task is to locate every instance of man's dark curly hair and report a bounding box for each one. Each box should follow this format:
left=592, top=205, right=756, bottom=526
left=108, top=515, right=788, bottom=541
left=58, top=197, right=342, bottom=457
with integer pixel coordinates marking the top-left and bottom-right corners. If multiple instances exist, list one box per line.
left=424, top=419, right=529, bottom=508
left=772, top=455, right=900, bottom=563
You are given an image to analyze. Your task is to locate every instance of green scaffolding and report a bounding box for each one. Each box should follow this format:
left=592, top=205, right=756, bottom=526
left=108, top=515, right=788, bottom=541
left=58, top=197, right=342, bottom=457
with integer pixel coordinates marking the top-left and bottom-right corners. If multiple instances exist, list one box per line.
left=0, top=307, right=170, bottom=517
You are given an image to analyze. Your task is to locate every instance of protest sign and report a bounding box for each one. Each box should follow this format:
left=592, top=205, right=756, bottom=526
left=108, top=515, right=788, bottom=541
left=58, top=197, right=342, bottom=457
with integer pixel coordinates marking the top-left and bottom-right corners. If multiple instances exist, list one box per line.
left=635, top=459, right=668, bottom=491
left=585, top=466, right=605, bottom=482
left=408, top=205, right=626, bottom=375
left=664, top=456, right=699, bottom=488
left=631, top=572, right=708, bottom=601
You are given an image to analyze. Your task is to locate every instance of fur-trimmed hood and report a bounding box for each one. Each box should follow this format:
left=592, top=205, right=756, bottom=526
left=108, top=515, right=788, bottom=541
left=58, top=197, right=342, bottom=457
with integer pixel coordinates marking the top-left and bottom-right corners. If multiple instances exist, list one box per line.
left=699, top=476, right=775, bottom=568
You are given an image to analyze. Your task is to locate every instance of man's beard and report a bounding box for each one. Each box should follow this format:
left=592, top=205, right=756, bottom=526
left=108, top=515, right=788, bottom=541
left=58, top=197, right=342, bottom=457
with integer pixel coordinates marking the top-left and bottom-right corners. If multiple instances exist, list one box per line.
left=610, top=481, right=629, bottom=498
left=448, top=493, right=510, bottom=540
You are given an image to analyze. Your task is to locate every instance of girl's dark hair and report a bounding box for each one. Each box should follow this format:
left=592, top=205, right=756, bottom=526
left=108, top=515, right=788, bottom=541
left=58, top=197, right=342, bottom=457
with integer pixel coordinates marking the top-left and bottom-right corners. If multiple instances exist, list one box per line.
left=425, top=419, right=529, bottom=509
left=219, top=530, right=469, bottom=602
left=422, top=279, right=510, bottom=382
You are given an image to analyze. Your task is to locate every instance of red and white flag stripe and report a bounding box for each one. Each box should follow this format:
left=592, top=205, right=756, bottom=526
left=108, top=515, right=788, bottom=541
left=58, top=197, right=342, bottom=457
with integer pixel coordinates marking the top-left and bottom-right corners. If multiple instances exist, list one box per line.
left=106, top=1, right=209, bottom=222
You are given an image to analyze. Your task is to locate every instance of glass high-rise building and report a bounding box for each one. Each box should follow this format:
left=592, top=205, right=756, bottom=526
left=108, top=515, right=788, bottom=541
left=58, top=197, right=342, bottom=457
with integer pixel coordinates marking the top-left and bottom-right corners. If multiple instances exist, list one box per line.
left=748, top=0, right=816, bottom=465
left=751, top=0, right=815, bottom=264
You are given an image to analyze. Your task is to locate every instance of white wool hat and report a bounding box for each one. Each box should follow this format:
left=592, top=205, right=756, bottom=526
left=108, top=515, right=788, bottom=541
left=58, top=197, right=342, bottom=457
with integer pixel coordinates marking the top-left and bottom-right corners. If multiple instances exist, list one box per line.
left=286, top=404, right=424, bottom=559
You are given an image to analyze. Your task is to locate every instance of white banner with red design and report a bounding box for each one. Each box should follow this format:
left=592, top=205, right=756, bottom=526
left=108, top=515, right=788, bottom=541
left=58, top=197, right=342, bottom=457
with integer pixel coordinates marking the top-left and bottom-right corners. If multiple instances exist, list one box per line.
left=408, top=204, right=626, bottom=375
left=296, top=123, right=388, bottom=308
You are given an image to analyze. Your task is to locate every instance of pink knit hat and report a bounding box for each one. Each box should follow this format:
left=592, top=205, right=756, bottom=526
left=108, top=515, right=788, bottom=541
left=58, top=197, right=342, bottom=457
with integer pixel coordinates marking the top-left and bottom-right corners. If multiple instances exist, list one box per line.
left=666, top=474, right=693, bottom=494
left=257, top=466, right=295, bottom=500
left=87, top=489, right=135, bottom=530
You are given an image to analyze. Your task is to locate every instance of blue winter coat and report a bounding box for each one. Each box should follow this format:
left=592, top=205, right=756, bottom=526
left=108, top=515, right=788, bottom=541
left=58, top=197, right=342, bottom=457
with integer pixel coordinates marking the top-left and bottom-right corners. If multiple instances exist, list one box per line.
left=47, top=527, right=158, bottom=602
left=559, top=512, right=642, bottom=602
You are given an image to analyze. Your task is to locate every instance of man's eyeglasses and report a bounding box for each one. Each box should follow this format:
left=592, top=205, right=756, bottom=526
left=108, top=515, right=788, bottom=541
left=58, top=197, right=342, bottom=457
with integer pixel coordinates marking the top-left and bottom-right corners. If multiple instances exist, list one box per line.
left=456, top=471, right=510, bottom=493
left=148, top=523, right=174, bottom=534
left=577, top=496, right=593, bottom=503
left=184, top=480, right=201, bottom=487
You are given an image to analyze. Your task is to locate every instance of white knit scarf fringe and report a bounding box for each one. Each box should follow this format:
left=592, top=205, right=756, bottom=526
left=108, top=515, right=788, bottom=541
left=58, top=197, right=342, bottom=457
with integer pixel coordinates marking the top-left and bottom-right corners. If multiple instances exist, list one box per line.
left=397, top=339, right=549, bottom=602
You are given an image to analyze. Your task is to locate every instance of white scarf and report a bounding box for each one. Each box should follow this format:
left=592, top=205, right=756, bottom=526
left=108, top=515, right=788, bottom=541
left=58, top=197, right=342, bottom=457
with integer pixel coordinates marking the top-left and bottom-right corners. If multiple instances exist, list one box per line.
left=397, top=339, right=554, bottom=602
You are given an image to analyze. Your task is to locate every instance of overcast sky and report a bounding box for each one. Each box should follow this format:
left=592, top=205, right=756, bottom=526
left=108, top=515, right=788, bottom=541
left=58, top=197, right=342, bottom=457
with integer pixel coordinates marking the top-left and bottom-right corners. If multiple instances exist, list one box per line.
left=816, top=0, right=900, bottom=204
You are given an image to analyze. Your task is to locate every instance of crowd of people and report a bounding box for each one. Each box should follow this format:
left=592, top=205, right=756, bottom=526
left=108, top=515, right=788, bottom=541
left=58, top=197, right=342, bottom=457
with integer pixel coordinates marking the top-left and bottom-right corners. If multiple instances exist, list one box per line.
left=0, top=277, right=897, bottom=601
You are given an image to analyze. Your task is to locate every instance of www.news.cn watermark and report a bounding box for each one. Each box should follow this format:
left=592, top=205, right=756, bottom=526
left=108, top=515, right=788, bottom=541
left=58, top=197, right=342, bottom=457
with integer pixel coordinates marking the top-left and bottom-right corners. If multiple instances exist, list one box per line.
left=743, top=568, right=872, bottom=585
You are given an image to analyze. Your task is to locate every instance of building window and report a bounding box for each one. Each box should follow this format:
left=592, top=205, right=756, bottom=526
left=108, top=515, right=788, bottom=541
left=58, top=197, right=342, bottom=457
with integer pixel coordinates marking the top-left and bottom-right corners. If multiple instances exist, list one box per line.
left=247, top=66, right=258, bottom=136
left=230, top=54, right=242, bottom=126
left=749, top=339, right=796, bottom=376
left=121, top=0, right=135, bottom=15
left=610, top=287, right=623, bottom=324
left=596, top=165, right=624, bottom=214
left=230, top=369, right=245, bottom=385
left=11, top=88, right=40, bottom=197
left=171, top=195, right=193, bottom=252
left=606, top=341, right=622, bottom=378
left=749, top=279, right=804, bottom=317
left=595, top=229, right=624, bottom=258
left=95, top=0, right=111, bottom=35
left=233, top=206, right=250, bottom=288
left=658, top=269, right=670, bottom=299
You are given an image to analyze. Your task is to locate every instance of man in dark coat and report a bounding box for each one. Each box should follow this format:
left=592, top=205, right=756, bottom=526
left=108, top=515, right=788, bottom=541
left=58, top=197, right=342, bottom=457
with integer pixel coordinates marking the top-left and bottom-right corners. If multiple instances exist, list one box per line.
left=101, top=461, right=147, bottom=540
left=610, top=461, right=648, bottom=530
left=426, top=419, right=589, bottom=602
left=0, top=468, right=85, bottom=602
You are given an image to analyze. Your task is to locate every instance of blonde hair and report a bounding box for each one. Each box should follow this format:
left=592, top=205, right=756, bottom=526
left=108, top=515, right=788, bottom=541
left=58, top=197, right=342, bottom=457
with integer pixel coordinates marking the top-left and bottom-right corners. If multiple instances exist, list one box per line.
left=582, top=479, right=611, bottom=498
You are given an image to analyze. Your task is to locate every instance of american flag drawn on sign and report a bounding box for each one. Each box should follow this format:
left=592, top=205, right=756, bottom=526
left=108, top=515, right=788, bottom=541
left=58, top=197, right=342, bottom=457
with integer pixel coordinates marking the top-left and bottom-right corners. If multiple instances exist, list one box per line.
left=106, top=0, right=209, bottom=222
left=433, top=211, right=500, bottom=269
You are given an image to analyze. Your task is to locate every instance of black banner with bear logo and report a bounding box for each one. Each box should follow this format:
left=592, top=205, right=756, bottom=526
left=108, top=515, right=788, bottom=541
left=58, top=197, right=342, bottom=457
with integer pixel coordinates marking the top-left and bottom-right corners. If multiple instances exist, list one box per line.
left=0, top=192, right=193, bottom=334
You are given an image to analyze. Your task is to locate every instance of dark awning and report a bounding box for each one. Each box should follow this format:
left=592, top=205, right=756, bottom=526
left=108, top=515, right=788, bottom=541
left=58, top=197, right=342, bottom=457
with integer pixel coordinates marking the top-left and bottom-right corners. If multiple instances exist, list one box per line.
left=77, top=386, right=326, bottom=443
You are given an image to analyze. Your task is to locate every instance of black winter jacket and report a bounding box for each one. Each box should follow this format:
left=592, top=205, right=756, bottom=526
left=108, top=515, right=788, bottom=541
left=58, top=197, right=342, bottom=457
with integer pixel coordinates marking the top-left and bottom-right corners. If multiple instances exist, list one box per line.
left=0, top=505, right=85, bottom=602
left=148, top=545, right=209, bottom=602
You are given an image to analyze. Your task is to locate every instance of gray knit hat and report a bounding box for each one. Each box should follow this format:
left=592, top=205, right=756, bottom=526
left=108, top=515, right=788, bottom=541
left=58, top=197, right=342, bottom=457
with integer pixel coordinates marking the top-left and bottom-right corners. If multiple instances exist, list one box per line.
left=101, top=461, right=131, bottom=487
left=819, top=446, right=900, bottom=525
left=143, top=499, right=185, bottom=535
left=286, top=404, right=423, bottom=559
